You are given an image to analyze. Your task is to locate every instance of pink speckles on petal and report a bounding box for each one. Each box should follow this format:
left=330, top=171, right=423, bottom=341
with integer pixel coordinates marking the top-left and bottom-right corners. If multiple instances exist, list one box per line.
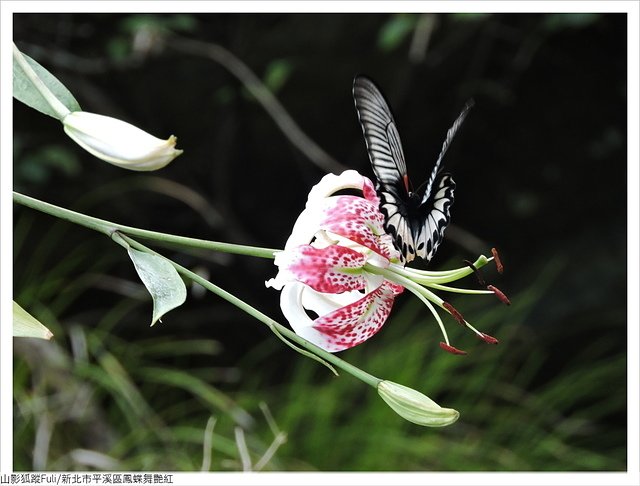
left=287, top=245, right=367, bottom=293
left=311, top=280, right=403, bottom=352
left=319, top=196, right=390, bottom=258
left=362, top=177, right=380, bottom=205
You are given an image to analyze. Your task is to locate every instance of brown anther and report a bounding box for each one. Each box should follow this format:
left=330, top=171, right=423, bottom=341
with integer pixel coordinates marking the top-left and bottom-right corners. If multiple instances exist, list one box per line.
left=443, top=301, right=466, bottom=326
left=464, top=259, right=486, bottom=286
left=491, top=247, right=504, bottom=274
left=487, top=285, right=511, bottom=305
left=439, top=342, right=468, bottom=355
left=477, top=332, right=499, bottom=344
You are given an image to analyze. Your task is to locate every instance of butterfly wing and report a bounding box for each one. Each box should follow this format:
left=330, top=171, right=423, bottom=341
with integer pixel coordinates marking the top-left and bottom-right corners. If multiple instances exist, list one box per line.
left=413, top=173, right=456, bottom=261
left=353, top=76, right=415, bottom=259
left=420, top=99, right=474, bottom=205
left=412, top=100, right=473, bottom=261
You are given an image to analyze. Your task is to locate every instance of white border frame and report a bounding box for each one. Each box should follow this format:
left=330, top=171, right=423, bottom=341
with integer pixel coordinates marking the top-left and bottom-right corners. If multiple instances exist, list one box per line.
left=2, top=2, right=638, bottom=485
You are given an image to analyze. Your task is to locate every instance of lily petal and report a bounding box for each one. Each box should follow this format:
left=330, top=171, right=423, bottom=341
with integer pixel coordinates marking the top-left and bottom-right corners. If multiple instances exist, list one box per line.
left=274, top=244, right=367, bottom=293
left=318, top=195, right=391, bottom=259
left=281, top=280, right=403, bottom=352
left=305, top=169, right=374, bottom=203
left=284, top=171, right=397, bottom=261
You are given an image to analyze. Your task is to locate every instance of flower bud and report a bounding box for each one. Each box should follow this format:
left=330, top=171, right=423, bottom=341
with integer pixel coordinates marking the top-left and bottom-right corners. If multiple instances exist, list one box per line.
left=377, top=380, right=459, bottom=427
left=62, top=111, right=182, bottom=171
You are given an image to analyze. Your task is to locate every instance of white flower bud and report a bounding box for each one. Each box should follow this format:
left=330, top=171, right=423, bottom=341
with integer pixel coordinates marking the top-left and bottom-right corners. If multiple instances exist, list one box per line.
left=62, top=111, right=182, bottom=171
left=378, top=380, right=459, bottom=427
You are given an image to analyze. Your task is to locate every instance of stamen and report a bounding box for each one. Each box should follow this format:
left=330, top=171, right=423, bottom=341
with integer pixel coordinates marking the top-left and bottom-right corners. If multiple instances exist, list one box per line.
left=439, top=342, right=467, bottom=355
left=464, top=259, right=486, bottom=286
left=487, top=285, right=511, bottom=305
left=442, top=301, right=465, bottom=326
left=491, top=248, right=504, bottom=274
left=477, top=332, right=499, bottom=344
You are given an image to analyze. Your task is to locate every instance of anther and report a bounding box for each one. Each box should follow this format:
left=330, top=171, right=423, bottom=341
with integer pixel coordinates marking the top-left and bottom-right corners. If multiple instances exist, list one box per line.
left=443, top=301, right=466, bottom=326
left=477, top=332, right=499, bottom=344
left=491, top=247, right=504, bottom=274
left=464, top=259, right=486, bottom=286
left=439, top=342, right=468, bottom=355
left=487, top=285, right=511, bottom=306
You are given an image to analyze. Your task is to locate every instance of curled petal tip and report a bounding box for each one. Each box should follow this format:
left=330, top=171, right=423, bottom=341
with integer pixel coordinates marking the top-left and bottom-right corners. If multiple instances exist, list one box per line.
left=439, top=342, right=467, bottom=355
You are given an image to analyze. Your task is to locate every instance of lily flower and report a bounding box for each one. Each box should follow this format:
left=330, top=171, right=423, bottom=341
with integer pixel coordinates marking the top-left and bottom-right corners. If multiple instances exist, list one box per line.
left=267, top=170, right=508, bottom=354
left=266, top=170, right=404, bottom=352
left=62, top=111, right=182, bottom=171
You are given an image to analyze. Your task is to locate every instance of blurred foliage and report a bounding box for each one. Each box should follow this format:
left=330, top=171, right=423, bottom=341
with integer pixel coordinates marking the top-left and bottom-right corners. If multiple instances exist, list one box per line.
left=262, top=59, right=294, bottom=94
left=377, top=14, right=418, bottom=52
left=13, top=12, right=626, bottom=471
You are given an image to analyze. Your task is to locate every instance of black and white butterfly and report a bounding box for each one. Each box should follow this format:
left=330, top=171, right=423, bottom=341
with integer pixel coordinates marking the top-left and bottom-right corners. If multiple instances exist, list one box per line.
left=352, top=75, right=474, bottom=263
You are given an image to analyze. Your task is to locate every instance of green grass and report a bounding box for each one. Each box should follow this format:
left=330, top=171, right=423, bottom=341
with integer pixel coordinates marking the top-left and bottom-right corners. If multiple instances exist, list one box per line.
left=13, top=214, right=626, bottom=471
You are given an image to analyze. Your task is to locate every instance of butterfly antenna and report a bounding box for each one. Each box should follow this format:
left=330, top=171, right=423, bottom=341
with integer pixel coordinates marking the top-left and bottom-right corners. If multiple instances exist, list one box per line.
left=419, top=99, right=475, bottom=197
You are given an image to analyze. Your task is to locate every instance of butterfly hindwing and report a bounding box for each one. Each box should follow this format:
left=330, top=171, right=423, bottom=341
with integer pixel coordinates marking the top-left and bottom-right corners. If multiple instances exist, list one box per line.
left=413, top=173, right=456, bottom=261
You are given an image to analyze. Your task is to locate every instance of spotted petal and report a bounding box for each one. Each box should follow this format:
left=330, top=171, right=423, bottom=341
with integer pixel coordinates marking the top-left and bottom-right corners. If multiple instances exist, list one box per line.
left=284, top=171, right=398, bottom=261
left=318, top=195, right=391, bottom=259
left=281, top=280, right=403, bottom=352
left=270, top=244, right=367, bottom=293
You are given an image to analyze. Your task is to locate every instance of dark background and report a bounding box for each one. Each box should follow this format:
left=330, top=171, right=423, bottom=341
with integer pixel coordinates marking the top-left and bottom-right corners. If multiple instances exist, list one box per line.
left=13, top=13, right=627, bottom=471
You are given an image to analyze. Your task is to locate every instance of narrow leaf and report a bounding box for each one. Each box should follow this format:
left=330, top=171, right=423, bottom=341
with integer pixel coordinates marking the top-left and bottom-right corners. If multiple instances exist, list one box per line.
left=13, top=301, right=53, bottom=340
left=13, top=49, right=81, bottom=118
left=126, top=247, right=187, bottom=326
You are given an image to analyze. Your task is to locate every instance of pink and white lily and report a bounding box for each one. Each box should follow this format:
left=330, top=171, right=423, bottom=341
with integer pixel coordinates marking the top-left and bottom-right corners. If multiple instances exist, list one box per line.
left=266, top=170, right=403, bottom=352
left=267, top=170, right=507, bottom=354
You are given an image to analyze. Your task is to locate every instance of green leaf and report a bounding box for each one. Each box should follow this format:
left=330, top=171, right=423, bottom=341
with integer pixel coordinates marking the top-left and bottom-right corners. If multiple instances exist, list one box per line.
left=126, top=247, right=187, bottom=326
left=13, top=49, right=81, bottom=118
left=13, top=301, right=53, bottom=340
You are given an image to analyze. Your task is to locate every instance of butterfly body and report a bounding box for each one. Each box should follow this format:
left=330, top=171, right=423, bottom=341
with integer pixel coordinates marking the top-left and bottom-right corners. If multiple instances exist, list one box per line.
left=352, top=76, right=472, bottom=263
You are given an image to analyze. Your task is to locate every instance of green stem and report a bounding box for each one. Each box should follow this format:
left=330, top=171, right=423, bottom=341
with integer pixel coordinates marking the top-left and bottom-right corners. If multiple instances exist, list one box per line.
left=13, top=43, right=70, bottom=119
left=395, top=255, right=492, bottom=284
left=366, top=264, right=453, bottom=345
left=13, top=191, right=278, bottom=259
left=15, top=190, right=382, bottom=386
left=116, top=233, right=381, bottom=389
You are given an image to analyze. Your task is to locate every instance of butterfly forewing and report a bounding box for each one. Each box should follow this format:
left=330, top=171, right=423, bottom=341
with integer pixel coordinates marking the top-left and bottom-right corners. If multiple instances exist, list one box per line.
left=420, top=99, right=473, bottom=205
left=352, top=77, right=408, bottom=201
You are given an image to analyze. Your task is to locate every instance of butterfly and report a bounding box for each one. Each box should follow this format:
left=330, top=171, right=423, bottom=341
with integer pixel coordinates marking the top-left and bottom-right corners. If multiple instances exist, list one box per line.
left=352, top=75, right=474, bottom=263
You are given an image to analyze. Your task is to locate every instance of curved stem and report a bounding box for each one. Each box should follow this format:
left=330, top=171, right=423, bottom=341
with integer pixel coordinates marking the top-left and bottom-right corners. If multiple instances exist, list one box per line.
left=13, top=191, right=278, bottom=259
left=15, top=190, right=383, bottom=388
left=118, top=233, right=381, bottom=389
left=169, top=36, right=346, bottom=174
